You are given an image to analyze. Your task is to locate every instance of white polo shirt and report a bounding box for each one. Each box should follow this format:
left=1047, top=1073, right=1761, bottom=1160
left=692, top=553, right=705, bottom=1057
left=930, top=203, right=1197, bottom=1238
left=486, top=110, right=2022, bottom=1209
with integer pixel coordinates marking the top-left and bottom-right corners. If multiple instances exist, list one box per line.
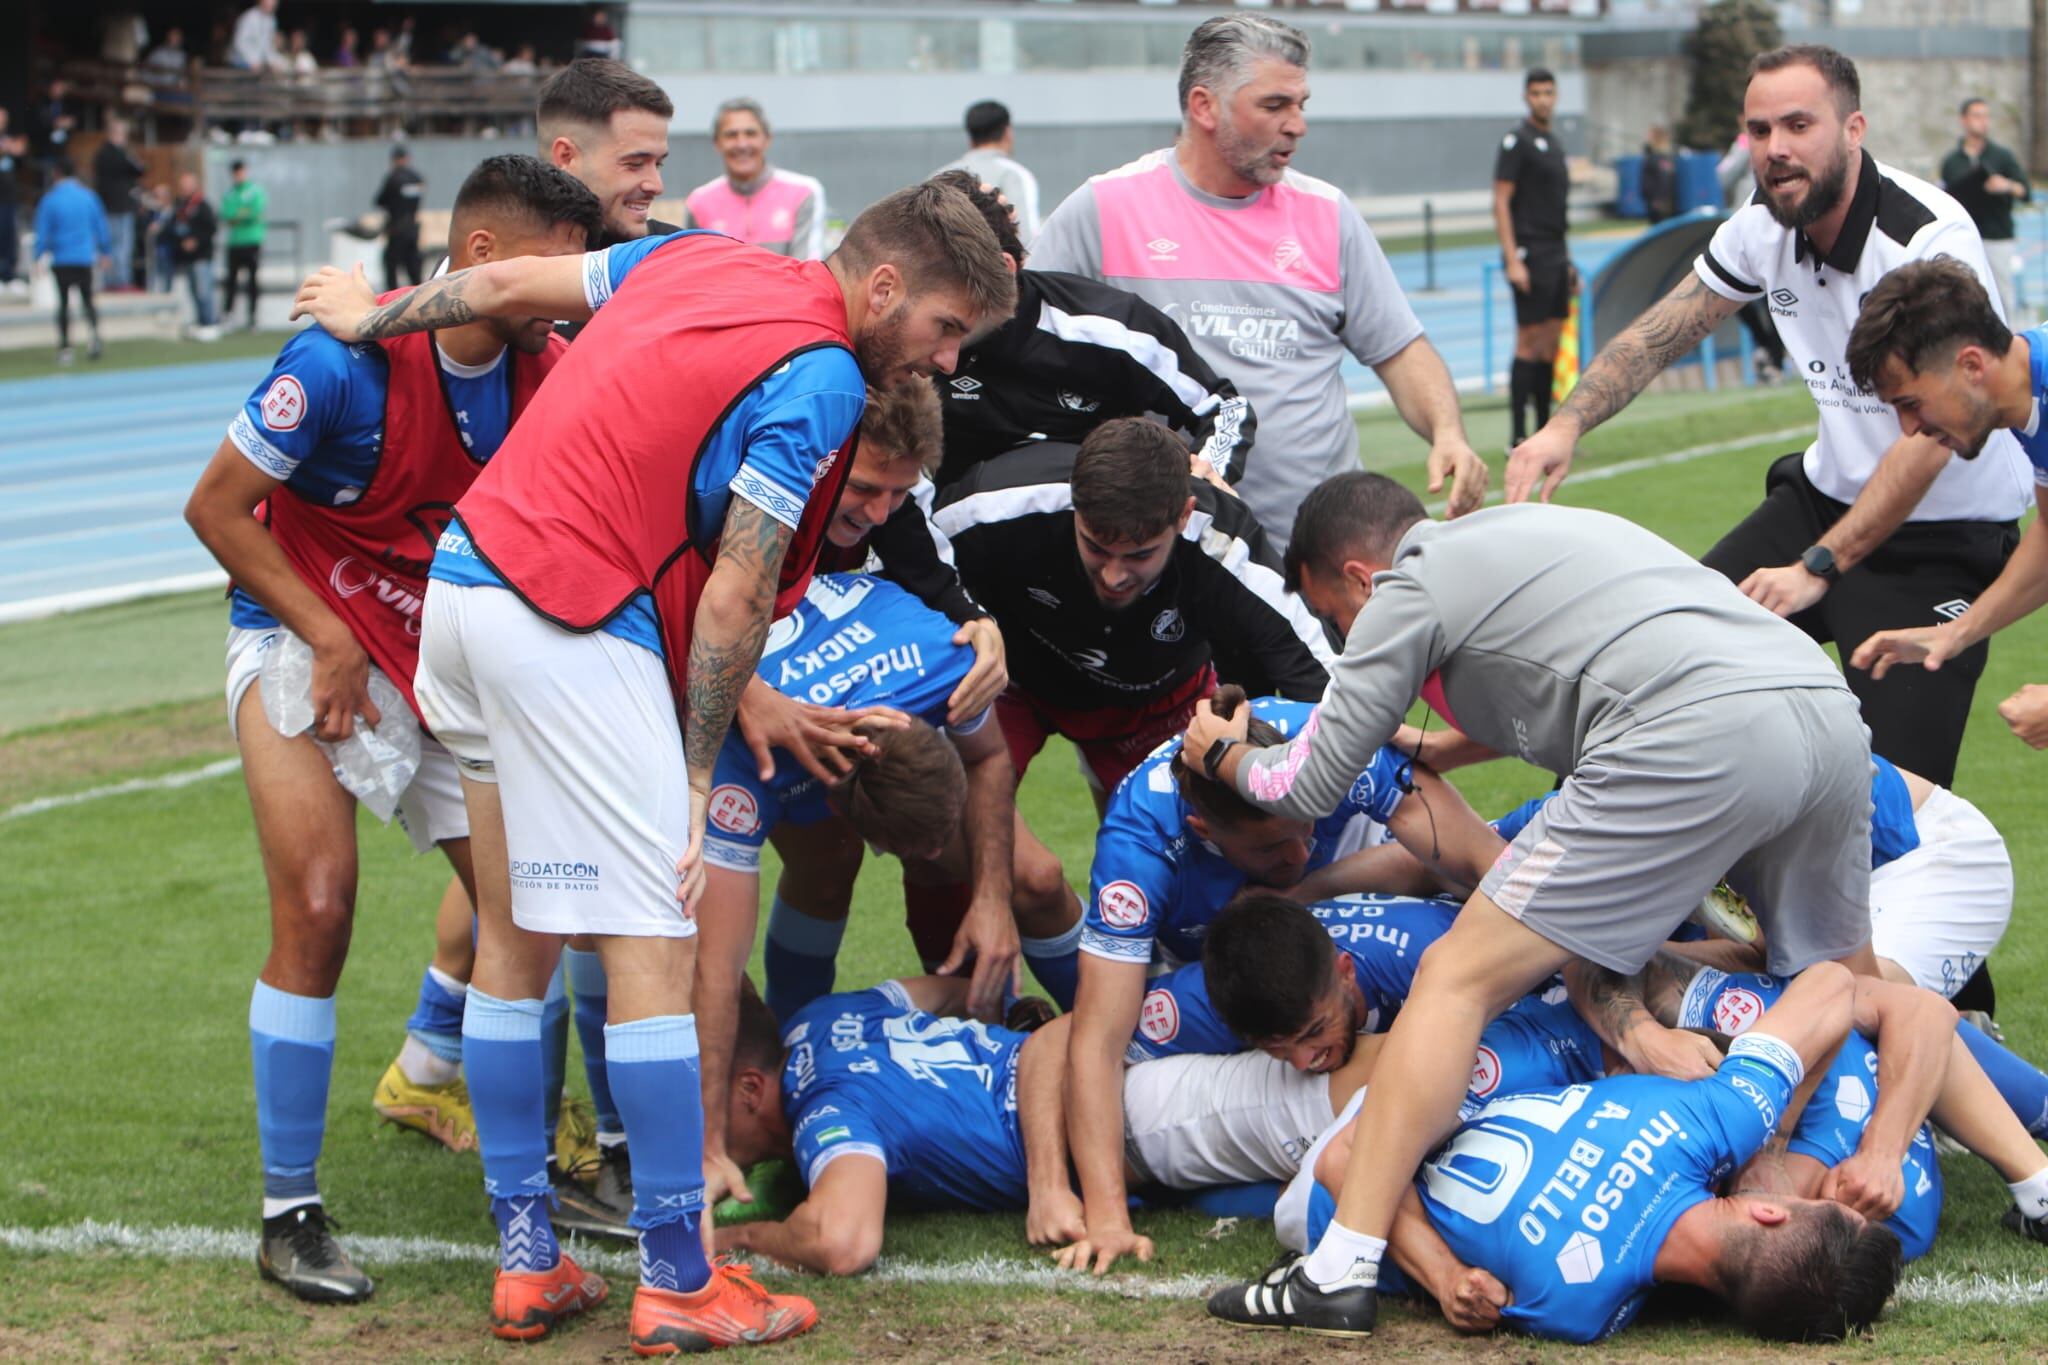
left=1695, top=151, right=2034, bottom=523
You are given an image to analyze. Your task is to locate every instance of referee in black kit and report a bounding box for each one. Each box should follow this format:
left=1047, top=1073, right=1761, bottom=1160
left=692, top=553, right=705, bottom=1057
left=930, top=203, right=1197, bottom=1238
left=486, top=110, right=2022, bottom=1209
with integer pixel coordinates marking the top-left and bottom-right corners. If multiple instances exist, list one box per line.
left=1493, top=67, right=1573, bottom=448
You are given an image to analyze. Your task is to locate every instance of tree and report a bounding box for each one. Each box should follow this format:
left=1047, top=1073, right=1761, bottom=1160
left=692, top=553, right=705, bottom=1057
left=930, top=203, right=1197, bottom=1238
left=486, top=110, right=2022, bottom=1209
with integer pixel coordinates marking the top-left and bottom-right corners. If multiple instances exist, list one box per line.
left=1677, top=0, right=1783, bottom=151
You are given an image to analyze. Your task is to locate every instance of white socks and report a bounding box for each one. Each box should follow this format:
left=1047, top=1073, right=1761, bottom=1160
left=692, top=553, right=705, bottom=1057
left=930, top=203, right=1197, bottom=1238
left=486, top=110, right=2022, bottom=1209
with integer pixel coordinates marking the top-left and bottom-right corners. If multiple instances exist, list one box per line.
left=1301, top=1219, right=1386, bottom=1291
left=398, top=1034, right=462, bottom=1087
left=2009, top=1165, right=2048, bottom=1220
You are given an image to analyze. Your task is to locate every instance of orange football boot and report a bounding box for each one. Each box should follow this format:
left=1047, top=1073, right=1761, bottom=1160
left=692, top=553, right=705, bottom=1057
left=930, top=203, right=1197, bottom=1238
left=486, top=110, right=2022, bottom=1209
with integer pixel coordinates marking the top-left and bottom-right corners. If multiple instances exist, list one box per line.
left=490, top=1253, right=609, bottom=1342
left=629, top=1260, right=818, bottom=1355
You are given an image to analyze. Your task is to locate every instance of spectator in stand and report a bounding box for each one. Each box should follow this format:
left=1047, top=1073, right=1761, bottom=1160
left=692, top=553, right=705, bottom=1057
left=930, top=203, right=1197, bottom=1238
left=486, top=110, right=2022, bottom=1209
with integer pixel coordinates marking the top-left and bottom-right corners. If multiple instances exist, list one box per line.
left=32, top=155, right=109, bottom=365
left=94, top=117, right=146, bottom=290
left=144, top=183, right=175, bottom=294
left=31, top=80, right=76, bottom=181
left=333, top=27, right=359, bottom=68
left=231, top=0, right=285, bottom=74
left=375, top=146, right=424, bottom=289
left=0, top=109, right=23, bottom=296
left=173, top=172, right=220, bottom=339
left=503, top=44, right=539, bottom=76
left=367, top=29, right=397, bottom=72
left=683, top=97, right=827, bottom=259
left=145, top=27, right=190, bottom=78
left=1942, top=97, right=2031, bottom=322
left=1641, top=124, right=1677, bottom=224
left=393, top=17, right=416, bottom=67
left=286, top=29, right=318, bottom=77
left=220, top=160, right=266, bottom=330
left=450, top=32, right=499, bottom=73
left=940, top=100, right=1041, bottom=245
left=579, top=8, right=623, bottom=60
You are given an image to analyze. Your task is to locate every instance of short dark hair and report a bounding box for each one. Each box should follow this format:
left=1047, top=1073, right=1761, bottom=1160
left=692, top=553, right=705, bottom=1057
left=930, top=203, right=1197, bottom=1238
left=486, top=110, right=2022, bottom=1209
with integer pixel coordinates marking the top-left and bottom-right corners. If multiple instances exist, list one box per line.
left=1845, top=255, right=2012, bottom=394
left=390, top=145, right=410, bottom=161
left=1526, top=67, right=1556, bottom=88
left=829, top=718, right=966, bottom=855
left=1283, top=472, right=1426, bottom=594
left=835, top=180, right=1017, bottom=329
left=1170, top=685, right=1288, bottom=830
left=732, top=975, right=782, bottom=1072
left=451, top=154, right=605, bottom=248
left=1960, top=96, right=1988, bottom=117
left=1201, top=892, right=1336, bottom=1042
left=1724, top=1202, right=1902, bottom=1341
left=1749, top=44, right=1861, bottom=116
left=859, top=379, right=943, bottom=475
left=926, top=168, right=1026, bottom=265
left=50, top=153, right=75, bottom=179
left=536, top=58, right=673, bottom=135
left=1071, top=418, right=1191, bottom=544
left=230, top=158, right=246, bottom=173
left=965, top=99, right=1011, bottom=146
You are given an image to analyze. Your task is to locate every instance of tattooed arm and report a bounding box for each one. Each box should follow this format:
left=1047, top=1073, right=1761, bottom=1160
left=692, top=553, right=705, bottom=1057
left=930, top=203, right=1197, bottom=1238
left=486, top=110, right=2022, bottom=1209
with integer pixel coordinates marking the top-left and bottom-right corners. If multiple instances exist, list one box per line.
left=1504, top=273, right=1744, bottom=502
left=1564, top=950, right=1722, bottom=1080
left=290, top=254, right=592, bottom=342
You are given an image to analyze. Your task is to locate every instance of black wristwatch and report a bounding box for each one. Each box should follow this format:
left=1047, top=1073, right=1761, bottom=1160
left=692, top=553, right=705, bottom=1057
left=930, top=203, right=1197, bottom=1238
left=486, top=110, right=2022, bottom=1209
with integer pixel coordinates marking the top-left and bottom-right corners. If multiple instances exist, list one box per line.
left=1799, top=543, right=1839, bottom=581
left=1202, top=736, right=1241, bottom=781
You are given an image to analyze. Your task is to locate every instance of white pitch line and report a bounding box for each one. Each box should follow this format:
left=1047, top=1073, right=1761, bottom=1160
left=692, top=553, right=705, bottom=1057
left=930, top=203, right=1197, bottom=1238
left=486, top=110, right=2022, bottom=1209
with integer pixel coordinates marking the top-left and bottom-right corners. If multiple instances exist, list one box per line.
left=1423, top=425, right=1810, bottom=517
left=2, top=757, right=243, bottom=822
left=0, top=569, right=228, bottom=626
left=1, top=1221, right=2042, bottom=1308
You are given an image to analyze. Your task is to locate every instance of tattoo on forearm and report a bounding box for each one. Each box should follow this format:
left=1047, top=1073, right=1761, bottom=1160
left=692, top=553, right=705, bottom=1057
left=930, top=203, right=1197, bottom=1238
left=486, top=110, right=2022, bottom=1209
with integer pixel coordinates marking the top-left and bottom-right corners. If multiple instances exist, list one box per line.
left=1558, top=275, right=1726, bottom=433
left=358, top=269, right=478, bottom=338
left=684, top=501, right=794, bottom=778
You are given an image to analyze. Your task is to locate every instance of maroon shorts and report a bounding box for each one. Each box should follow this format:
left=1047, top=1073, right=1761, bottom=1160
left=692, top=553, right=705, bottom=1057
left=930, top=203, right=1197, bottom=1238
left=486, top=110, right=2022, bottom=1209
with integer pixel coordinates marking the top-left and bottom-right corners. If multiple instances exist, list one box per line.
left=995, top=666, right=1218, bottom=797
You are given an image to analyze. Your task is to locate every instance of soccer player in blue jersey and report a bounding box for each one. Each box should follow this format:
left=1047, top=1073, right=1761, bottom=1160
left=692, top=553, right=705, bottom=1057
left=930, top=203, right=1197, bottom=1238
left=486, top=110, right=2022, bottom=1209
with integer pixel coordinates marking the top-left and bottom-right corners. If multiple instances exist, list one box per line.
left=693, top=568, right=1079, bottom=1200
left=186, top=157, right=602, bottom=1304
left=1061, top=687, right=1504, bottom=1274
left=1849, top=256, right=2048, bottom=750
left=1569, top=948, right=2048, bottom=1247
left=1217, top=961, right=1906, bottom=1343
left=714, top=980, right=1079, bottom=1274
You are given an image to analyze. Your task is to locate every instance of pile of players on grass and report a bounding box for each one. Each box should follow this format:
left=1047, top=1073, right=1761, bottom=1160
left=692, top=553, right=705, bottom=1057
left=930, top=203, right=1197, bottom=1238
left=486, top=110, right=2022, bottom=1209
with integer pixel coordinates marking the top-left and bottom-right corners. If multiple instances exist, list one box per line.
left=193, top=21, right=2048, bottom=1357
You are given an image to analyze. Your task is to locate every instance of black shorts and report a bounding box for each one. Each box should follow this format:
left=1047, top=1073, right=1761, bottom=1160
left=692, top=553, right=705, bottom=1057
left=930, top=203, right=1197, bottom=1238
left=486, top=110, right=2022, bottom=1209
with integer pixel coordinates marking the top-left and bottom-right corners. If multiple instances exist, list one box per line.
left=1512, top=247, right=1574, bottom=326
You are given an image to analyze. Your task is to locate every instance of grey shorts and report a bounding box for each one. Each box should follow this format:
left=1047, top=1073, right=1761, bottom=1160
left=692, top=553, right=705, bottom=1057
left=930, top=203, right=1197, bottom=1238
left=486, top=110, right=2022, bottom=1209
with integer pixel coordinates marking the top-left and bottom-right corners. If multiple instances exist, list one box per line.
left=1480, top=686, right=1872, bottom=975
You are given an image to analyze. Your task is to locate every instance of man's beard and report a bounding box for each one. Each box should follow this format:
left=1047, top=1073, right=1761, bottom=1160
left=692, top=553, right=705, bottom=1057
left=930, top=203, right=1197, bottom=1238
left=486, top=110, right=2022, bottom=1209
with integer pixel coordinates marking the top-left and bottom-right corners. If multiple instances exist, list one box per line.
left=855, top=304, right=913, bottom=382
left=1215, top=112, right=1289, bottom=189
left=1951, top=389, right=2002, bottom=459
left=1764, top=141, right=1852, bottom=231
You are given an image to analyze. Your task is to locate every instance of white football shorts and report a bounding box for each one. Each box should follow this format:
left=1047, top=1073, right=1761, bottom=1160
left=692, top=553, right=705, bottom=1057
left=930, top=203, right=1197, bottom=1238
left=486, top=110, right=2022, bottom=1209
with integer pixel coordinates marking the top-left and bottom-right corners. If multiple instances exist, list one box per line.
left=1122, top=1048, right=1333, bottom=1191
left=1868, top=784, right=2013, bottom=998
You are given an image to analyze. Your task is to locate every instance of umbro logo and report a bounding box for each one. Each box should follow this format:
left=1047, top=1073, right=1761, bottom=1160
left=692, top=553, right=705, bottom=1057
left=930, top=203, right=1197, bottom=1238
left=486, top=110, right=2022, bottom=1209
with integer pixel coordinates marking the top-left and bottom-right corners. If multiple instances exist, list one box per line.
left=949, top=376, right=982, bottom=393
left=1933, top=598, right=1971, bottom=621
left=1027, top=587, right=1061, bottom=609
left=1770, top=288, right=1798, bottom=308
left=1146, top=237, right=1180, bottom=260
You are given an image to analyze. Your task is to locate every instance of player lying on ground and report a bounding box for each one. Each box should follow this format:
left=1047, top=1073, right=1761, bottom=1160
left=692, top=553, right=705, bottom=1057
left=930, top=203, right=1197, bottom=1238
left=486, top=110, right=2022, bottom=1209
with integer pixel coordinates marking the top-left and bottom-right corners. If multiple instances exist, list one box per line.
left=933, top=419, right=1331, bottom=816
left=715, top=978, right=1080, bottom=1274
left=296, top=180, right=1016, bottom=1351
left=185, top=156, right=602, bottom=1305
left=694, top=570, right=1080, bottom=1201
left=1062, top=687, right=1504, bottom=1273
left=1221, top=962, right=1905, bottom=1343
left=1568, top=949, right=2048, bottom=1246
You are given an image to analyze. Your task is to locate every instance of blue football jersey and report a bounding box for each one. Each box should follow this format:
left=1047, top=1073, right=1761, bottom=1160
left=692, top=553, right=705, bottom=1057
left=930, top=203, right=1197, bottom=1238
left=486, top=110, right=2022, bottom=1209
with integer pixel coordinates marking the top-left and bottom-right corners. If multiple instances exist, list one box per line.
left=782, top=983, right=1029, bottom=1212
left=1126, top=962, right=1256, bottom=1063
left=1083, top=698, right=1413, bottom=970
left=701, top=574, right=979, bottom=873
left=1676, top=967, right=1941, bottom=1260
left=2016, top=325, right=2048, bottom=482
left=1420, top=1051, right=1797, bottom=1342
left=1310, top=894, right=1459, bottom=1031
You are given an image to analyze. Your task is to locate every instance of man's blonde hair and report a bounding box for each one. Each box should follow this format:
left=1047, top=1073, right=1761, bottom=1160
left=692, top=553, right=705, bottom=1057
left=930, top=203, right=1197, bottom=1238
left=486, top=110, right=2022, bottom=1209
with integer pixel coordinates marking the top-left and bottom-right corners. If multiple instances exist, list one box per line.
left=858, top=379, right=943, bottom=476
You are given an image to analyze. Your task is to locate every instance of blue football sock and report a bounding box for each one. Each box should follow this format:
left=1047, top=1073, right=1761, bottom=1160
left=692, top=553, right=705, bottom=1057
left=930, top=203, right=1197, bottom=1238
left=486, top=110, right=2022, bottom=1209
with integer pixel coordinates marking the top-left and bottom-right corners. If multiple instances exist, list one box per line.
left=250, top=981, right=336, bottom=1211
left=1021, top=923, right=1082, bottom=1011
left=464, top=987, right=558, bottom=1272
left=1960, top=1018, right=2048, bottom=1137
left=763, top=897, right=846, bottom=1024
left=541, top=960, right=568, bottom=1145
left=404, top=964, right=467, bottom=1064
left=606, top=1015, right=711, bottom=1293
left=563, top=948, right=620, bottom=1136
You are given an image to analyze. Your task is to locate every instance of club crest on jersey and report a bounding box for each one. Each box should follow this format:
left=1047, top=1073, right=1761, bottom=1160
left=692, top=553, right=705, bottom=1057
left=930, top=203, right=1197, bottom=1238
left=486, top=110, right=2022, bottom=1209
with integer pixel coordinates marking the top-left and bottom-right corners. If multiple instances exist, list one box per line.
left=707, top=784, right=762, bottom=836
left=260, top=375, right=307, bottom=431
left=1469, top=1044, right=1502, bottom=1098
left=1150, top=608, right=1184, bottom=642
left=1026, top=587, right=1061, bottom=610
left=1272, top=237, right=1306, bottom=272
left=813, top=449, right=841, bottom=486
left=1138, top=988, right=1180, bottom=1043
left=1712, top=987, right=1765, bottom=1036
left=1057, top=390, right=1100, bottom=413
left=1098, top=880, right=1149, bottom=930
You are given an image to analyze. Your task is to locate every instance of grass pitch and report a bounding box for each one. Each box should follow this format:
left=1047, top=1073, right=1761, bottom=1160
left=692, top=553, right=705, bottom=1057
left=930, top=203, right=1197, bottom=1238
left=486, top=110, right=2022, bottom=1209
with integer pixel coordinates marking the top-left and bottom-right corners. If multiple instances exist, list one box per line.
left=3, top=384, right=2048, bottom=1360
